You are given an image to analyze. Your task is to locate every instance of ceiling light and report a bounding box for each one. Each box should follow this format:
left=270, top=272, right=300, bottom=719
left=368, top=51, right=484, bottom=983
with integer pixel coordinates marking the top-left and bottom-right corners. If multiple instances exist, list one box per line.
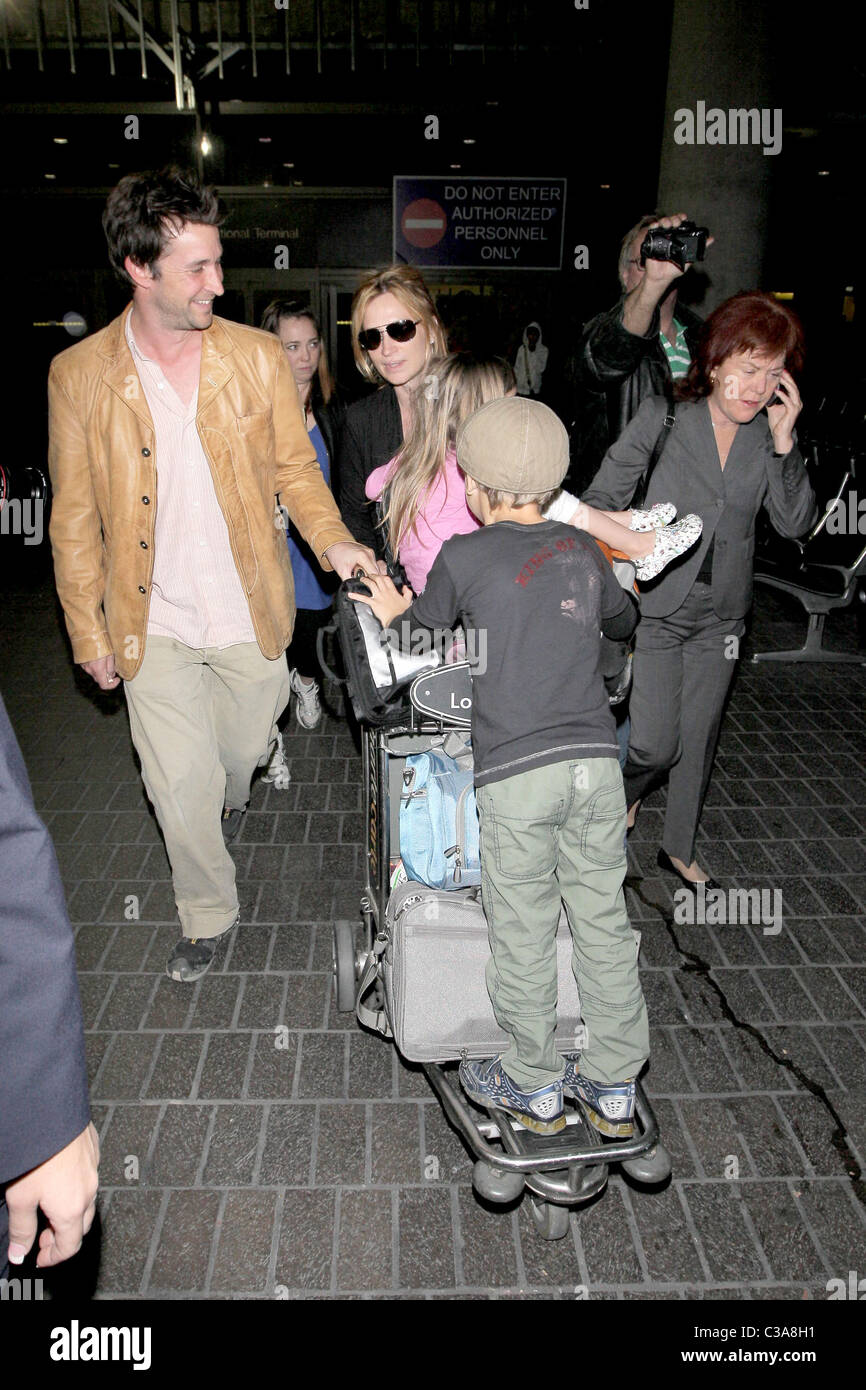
left=44, top=173, right=56, bottom=180
left=600, top=183, right=610, bottom=189
left=817, top=169, right=830, bottom=176
left=53, top=137, right=68, bottom=145
left=259, top=136, right=272, bottom=144
left=283, top=162, right=294, bottom=168
left=200, top=136, right=211, bottom=156
left=450, top=163, right=461, bottom=169
left=463, top=138, right=476, bottom=145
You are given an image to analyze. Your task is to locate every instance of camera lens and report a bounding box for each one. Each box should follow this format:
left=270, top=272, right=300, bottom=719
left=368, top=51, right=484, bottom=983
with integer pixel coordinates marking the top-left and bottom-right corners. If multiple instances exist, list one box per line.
left=0, top=464, right=49, bottom=506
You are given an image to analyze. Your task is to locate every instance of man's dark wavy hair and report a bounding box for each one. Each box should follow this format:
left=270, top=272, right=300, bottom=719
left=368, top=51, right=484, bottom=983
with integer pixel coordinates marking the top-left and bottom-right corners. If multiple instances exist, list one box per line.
left=102, top=166, right=224, bottom=287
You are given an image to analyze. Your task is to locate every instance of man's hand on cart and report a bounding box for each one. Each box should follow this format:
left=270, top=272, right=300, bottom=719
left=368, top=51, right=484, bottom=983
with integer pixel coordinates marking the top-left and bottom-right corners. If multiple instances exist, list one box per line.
left=348, top=571, right=414, bottom=628
left=323, top=541, right=381, bottom=580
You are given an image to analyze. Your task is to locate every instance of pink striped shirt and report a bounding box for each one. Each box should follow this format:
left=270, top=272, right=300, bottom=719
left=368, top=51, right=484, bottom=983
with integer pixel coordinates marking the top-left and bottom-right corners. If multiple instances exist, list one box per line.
left=126, top=318, right=257, bottom=648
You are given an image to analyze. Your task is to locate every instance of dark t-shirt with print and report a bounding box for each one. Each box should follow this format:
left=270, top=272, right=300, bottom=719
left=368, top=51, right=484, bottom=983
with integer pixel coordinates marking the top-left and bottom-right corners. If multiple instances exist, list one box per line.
left=386, top=519, right=637, bottom=787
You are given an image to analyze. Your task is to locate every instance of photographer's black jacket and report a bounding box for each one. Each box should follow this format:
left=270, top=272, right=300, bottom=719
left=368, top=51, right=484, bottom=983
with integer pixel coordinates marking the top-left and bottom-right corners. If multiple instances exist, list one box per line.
left=568, top=297, right=703, bottom=495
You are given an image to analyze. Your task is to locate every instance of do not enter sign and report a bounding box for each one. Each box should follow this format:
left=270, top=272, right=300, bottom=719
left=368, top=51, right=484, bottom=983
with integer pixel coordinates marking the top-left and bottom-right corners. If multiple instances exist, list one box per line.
left=395, top=176, right=566, bottom=269
left=401, top=198, right=447, bottom=248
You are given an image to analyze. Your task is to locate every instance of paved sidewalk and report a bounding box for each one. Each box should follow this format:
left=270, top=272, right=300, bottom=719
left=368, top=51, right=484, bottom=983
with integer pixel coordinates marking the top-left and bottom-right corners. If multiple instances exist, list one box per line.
left=2, top=567, right=865, bottom=1300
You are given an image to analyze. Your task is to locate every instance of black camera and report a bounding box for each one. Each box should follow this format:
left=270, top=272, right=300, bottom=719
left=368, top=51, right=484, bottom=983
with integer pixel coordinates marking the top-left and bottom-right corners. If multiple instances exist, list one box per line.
left=0, top=464, right=49, bottom=508
left=640, top=221, right=709, bottom=271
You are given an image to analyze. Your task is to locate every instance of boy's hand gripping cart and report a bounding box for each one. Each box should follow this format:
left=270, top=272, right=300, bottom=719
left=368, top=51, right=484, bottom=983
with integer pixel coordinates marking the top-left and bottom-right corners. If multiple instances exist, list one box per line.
left=330, top=576, right=671, bottom=1240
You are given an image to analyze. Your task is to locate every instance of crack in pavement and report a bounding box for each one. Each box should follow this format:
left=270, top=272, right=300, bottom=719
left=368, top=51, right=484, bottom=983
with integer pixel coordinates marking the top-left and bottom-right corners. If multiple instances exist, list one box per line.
left=626, top=873, right=866, bottom=1212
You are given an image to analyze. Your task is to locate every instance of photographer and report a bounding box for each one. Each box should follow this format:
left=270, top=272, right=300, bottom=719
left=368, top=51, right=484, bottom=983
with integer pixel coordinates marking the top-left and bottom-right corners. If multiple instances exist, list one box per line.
left=568, top=212, right=709, bottom=495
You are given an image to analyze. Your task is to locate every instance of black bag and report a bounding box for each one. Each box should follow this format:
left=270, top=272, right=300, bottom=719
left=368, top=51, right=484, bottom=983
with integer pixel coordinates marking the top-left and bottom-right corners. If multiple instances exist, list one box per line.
left=319, top=577, right=442, bottom=727
left=631, top=393, right=677, bottom=511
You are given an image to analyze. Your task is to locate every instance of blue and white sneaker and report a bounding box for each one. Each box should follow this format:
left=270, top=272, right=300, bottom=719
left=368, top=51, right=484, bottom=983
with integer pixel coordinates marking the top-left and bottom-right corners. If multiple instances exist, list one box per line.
left=562, top=1057, right=636, bottom=1138
left=459, top=1056, right=565, bottom=1135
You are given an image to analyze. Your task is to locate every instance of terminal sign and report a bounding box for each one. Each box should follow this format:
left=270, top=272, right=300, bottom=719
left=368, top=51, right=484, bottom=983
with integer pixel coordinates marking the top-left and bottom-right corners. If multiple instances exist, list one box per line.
left=394, top=177, right=567, bottom=270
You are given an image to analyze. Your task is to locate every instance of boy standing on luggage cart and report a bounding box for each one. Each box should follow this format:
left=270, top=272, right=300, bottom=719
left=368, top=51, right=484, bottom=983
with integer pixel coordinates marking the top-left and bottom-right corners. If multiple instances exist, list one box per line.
left=349, top=396, right=648, bottom=1139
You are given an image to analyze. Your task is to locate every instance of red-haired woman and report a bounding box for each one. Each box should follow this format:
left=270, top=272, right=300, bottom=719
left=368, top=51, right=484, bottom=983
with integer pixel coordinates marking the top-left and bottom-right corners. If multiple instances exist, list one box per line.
left=581, top=291, right=816, bottom=890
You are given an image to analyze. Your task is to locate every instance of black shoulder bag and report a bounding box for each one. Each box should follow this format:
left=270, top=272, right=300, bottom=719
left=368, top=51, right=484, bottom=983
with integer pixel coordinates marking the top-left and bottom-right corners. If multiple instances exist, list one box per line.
left=630, top=393, right=677, bottom=510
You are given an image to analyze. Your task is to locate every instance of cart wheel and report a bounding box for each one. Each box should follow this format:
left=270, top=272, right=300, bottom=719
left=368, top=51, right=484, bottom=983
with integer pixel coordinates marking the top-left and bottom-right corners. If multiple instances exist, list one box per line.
left=472, top=1160, right=525, bottom=1204
left=621, top=1141, right=672, bottom=1185
left=528, top=1196, right=571, bottom=1241
left=332, top=920, right=357, bottom=1012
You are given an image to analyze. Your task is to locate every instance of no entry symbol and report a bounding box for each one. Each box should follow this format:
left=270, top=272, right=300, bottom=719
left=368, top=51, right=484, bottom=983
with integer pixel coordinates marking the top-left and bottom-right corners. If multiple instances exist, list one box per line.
left=401, top=198, right=447, bottom=248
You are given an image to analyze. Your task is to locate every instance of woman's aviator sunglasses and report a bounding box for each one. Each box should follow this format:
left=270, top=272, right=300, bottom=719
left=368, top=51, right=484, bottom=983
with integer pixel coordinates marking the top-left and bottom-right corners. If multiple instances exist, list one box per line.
left=357, top=318, right=421, bottom=352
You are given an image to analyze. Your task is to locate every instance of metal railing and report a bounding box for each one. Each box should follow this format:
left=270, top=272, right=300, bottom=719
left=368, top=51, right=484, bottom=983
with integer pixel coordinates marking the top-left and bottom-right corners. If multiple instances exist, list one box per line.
left=0, top=0, right=557, bottom=103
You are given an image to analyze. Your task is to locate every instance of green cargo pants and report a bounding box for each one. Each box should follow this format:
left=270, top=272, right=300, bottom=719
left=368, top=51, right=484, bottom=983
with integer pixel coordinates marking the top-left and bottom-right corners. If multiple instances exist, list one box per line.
left=476, top=757, right=649, bottom=1091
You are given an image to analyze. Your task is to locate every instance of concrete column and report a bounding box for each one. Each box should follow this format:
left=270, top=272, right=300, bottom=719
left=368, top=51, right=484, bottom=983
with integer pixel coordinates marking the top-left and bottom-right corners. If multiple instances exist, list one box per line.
left=657, top=0, right=777, bottom=311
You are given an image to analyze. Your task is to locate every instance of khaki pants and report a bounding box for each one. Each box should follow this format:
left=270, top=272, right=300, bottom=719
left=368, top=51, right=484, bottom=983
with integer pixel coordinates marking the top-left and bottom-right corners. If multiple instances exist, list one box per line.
left=477, top=757, right=649, bottom=1091
left=124, top=637, right=289, bottom=938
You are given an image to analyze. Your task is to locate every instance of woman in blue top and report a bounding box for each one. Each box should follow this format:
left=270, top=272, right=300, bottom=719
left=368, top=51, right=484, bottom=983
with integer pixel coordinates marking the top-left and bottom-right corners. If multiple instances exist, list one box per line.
left=259, top=300, right=346, bottom=784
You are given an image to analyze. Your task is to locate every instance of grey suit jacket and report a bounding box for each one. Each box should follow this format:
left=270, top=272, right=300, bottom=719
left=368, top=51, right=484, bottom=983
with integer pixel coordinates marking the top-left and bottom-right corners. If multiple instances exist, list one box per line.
left=0, top=695, right=90, bottom=1261
left=581, top=396, right=817, bottom=620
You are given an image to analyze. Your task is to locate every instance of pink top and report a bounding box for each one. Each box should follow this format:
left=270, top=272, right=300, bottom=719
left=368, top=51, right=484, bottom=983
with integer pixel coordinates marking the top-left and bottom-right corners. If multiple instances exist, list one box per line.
left=366, top=446, right=480, bottom=592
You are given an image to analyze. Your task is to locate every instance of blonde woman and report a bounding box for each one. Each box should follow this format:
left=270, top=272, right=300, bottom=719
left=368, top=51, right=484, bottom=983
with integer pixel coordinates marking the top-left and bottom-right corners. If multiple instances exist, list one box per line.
left=367, top=352, right=703, bottom=595
left=337, top=264, right=447, bottom=558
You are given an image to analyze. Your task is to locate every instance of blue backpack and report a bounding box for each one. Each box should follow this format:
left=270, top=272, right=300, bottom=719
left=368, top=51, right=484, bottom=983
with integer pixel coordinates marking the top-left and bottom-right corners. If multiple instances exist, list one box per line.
left=399, top=736, right=481, bottom=891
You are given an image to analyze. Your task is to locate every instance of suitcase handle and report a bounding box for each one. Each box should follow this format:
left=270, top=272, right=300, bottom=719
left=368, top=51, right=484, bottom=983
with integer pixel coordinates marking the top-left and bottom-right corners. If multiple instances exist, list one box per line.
left=355, top=940, right=393, bottom=1038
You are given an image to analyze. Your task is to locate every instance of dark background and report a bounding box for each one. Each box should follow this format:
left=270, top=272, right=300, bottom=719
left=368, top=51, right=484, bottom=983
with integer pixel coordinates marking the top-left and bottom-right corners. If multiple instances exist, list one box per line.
left=0, top=0, right=862, bottom=472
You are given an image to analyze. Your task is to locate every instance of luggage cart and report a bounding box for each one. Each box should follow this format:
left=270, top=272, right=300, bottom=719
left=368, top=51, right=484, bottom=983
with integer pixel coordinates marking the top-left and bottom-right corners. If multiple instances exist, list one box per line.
left=333, top=661, right=671, bottom=1240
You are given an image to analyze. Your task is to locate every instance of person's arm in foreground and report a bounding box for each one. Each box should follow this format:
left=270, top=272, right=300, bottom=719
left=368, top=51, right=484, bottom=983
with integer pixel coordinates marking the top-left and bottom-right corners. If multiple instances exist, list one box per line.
left=0, top=695, right=98, bottom=1269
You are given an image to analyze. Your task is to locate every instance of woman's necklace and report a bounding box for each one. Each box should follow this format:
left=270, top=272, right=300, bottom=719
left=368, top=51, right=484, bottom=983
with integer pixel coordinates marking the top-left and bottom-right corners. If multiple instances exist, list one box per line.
left=709, top=409, right=737, bottom=431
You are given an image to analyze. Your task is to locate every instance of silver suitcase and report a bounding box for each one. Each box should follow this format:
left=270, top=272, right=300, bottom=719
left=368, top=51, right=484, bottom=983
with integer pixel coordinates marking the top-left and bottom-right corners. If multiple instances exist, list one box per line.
left=379, top=878, right=590, bottom=1064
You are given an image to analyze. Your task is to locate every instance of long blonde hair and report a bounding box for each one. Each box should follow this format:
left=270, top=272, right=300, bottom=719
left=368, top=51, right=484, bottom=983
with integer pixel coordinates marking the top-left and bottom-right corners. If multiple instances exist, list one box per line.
left=381, top=353, right=516, bottom=556
left=351, top=264, right=447, bottom=384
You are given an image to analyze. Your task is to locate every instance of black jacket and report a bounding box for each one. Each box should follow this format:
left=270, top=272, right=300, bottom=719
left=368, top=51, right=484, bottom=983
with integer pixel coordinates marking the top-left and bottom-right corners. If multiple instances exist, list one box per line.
left=0, top=695, right=90, bottom=1268
left=336, top=385, right=403, bottom=557
left=568, top=298, right=703, bottom=495
left=581, top=396, right=817, bottom=620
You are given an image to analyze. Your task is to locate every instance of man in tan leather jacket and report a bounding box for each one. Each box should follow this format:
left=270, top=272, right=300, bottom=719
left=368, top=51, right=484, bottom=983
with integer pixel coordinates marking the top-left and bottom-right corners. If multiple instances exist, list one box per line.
left=47, top=168, right=376, bottom=982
